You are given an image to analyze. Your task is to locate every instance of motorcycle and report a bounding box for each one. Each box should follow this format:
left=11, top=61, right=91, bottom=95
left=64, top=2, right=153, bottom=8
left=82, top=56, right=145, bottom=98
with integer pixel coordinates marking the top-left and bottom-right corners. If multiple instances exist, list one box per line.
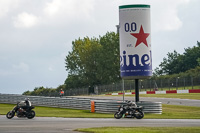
left=6, top=102, right=35, bottom=119
left=114, top=101, right=144, bottom=119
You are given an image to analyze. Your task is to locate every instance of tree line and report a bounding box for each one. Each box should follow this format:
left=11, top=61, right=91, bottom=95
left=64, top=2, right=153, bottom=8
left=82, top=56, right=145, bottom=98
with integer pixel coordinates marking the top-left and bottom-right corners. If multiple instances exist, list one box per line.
left=64, top=32, right=120, bottom=91
left=154, top=41, right=200, bottom=76
left=23, top=32, right=200, bottom=96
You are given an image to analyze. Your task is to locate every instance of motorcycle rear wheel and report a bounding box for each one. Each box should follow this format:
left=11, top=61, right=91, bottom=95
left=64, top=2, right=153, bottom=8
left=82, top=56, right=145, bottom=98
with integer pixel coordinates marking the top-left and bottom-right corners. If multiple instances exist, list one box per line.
left=27, top=110, right=35, bottom=119
left=6, top=111, right=15, bottom=119
left=135, top=111, right=144, bottom=119
left=114, top=112, right=123, bottom=119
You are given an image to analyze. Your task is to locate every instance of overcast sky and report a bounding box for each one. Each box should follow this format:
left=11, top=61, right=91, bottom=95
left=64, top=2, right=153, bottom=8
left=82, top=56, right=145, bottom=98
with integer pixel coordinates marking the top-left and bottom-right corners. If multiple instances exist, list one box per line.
left=0, top=0, right=199, bottom=94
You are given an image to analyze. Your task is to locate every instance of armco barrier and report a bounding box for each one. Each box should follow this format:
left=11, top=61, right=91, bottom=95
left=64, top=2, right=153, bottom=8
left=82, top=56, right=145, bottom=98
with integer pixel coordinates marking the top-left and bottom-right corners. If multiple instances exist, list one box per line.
left=0, top=94, right=91, bottom=110
left=93, top=100, right=162, bottom=114
left=137, top=101, right=162, bottom=114
left=0, top=94, right=162, bottom=114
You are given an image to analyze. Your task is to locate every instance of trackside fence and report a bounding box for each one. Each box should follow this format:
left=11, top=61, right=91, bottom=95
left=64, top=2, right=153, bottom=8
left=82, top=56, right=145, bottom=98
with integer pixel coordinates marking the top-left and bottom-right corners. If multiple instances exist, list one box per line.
left=22, top=76, right=200, bottom=97
left=0, top=94, right=162, bottom=114
left=96, top=76, right=200, bottom=95
left=61, top=76, right=200, bottom=96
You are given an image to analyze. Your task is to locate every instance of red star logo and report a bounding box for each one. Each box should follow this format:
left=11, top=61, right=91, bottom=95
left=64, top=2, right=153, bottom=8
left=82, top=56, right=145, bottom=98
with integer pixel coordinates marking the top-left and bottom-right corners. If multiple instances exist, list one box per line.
left=130, top=25, right=150, bottom=47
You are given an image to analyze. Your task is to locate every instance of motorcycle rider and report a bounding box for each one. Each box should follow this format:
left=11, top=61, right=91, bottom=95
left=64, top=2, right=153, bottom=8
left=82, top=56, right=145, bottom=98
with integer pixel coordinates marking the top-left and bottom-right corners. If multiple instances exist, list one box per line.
left=24, top=98, right=31, bottom=108
left=6, top=98, right=35, bottom=119
left=19, top=98, right=32, bottom=111
left=114, top=100, right=144, bottom=119
left=127, top=101, right=137, bottom=108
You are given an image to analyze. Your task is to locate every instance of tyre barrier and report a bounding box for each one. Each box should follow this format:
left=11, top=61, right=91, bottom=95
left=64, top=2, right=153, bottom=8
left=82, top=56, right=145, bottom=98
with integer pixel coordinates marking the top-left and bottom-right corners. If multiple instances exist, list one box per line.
left=92, top=100, right=162, bottom=114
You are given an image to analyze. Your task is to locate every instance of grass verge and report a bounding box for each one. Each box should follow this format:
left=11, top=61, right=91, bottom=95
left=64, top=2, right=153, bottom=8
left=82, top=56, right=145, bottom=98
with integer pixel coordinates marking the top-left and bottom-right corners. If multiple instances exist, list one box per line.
left=1, top=103, right=200, bottom=119
left=144, top=104, right=200, bottom=119
left=108, top=93, right=200, bottom=100
left=0, top=103, right=112, bottom=118
left=140, top=93, right=200, bottom=100
left=76, top=127, right=200, bottom=133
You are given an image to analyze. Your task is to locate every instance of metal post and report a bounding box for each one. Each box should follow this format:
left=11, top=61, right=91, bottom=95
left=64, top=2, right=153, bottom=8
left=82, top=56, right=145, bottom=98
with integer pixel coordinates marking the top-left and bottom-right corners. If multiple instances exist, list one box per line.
left=150, top=79, right=152, bottom=91
left=122, top=79, right=125, bottom=102
left=176, top=77, right=179, bottom=90
left=184, top=78, right=185, bottom=90
left=191, top=76, right=193, bottom=89
left=112, top=83, right=114, bottom=93
left=135, top=79, right=139, bottom=102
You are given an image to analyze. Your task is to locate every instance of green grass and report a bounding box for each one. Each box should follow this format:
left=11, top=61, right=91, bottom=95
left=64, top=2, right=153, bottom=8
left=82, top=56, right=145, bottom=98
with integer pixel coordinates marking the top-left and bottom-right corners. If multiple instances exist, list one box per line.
left=1, top=103, right=200, bottom=119
left=139, top=93, right=200, bottom=100
left=144, top=104, right=200, bottom=119
left=34, top=106, right=112, bottom=118
left=0, top=103, right=113, bottom=118
left=107, top=93, right=200, bottom=100
left=76, top=127, right=200, bottom=133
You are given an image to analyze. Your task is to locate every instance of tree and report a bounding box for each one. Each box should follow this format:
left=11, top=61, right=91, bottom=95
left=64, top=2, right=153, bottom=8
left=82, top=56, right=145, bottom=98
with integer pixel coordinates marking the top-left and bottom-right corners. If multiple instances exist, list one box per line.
left=65, top=37, right=101, bottom=88
left=154, top=41, right=200, bottom=75
left=22, top=90, right=31, bottom=95
left=98, top=32, right=120, bottom=83
left=65, top=32, right=120, bottom=89
left=197, top=58, right=200, bottom=66
left=154, top=50, right=180, bottom=75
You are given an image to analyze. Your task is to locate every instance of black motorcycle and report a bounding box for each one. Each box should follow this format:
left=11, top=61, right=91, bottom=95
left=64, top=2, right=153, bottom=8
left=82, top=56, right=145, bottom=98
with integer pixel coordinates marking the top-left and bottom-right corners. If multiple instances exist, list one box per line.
left=6, top=102, right=35, bottom=119
left=114, top=101, right=144, bottom=119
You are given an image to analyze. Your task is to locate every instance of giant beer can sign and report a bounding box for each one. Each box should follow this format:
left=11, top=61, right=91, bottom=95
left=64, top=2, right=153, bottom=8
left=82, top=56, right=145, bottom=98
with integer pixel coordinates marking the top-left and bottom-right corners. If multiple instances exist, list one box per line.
left=119, top=5, right=152, bottom=79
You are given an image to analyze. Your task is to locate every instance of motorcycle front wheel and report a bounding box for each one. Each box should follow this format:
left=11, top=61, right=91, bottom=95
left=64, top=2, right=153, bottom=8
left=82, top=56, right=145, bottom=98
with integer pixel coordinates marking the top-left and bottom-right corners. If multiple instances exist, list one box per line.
left=27, top=110, right=35, bottom=119
left=6, top=111, right=15, bottom=119
left=135, top=111, right=144, bottom=119
left=114, top=112, right=123, bottom=119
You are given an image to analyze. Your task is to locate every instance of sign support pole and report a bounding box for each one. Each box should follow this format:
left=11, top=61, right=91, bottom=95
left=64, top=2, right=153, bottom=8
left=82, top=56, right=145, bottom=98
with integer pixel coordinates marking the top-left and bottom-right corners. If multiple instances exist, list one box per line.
left=122, top=79, right=125, bottom=102
left=135, top=79, right=139, bottom=102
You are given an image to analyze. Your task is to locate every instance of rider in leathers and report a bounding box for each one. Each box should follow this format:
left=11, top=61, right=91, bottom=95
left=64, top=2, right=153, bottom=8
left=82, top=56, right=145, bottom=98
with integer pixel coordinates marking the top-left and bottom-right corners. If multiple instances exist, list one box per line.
left=20, top=98, right=31, bottom=111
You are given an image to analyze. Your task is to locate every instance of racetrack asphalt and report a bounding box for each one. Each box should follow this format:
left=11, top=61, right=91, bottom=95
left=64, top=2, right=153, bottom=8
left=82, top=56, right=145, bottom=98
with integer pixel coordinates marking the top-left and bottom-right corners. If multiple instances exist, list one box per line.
left=1, top=116, right=200, bottom=133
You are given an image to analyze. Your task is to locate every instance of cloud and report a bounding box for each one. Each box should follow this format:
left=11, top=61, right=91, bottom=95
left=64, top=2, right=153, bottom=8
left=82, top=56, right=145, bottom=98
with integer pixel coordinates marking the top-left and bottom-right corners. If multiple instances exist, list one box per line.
left=43, top=0, right=94, bottom=20
left=12, top=62, right=30, bottom=73
left=10, top=0, right=94, bottom=29
left=43, top=0, right=61, bottom=16
left=0, top=62, right=29, bottom=76
left=151, top=0, right=190, bottom=32
left=0, top=0, right=20, bottom=18
left=13, top=12, right=39, bottom=28
left=48, top=66, right=54, bottom=71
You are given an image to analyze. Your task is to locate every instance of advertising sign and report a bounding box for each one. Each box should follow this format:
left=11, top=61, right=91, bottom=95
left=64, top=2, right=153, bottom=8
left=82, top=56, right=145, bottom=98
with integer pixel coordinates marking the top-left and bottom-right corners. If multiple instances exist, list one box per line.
left=119, top=5, right=152, bottom=79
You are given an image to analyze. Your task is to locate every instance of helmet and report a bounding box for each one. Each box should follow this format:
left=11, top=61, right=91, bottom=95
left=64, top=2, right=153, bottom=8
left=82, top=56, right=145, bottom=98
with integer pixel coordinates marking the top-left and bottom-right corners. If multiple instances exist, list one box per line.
left=25, top=98, right=29, bottom=101
left=131, top=102, right=136, bottom=107
left=127, top=101, right=132, bottom=106
left=60, top=89, right=63, bottom=91
left=127, top=101, right=136, bottom=106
